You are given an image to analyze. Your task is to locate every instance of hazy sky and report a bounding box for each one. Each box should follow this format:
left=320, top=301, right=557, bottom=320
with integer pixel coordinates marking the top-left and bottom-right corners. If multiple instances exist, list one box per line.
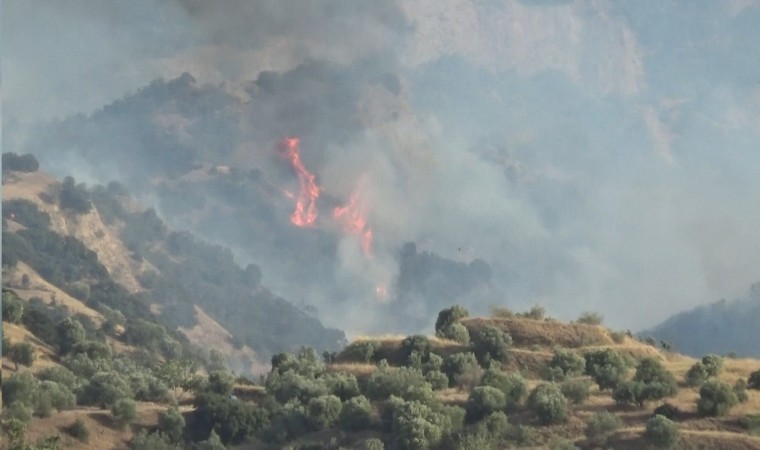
left=4, top=1, right=760, bottom=331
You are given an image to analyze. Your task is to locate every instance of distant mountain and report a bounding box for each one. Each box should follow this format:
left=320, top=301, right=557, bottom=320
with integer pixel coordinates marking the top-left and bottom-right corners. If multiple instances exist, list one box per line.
left=641, top=283, right=760, bottom=358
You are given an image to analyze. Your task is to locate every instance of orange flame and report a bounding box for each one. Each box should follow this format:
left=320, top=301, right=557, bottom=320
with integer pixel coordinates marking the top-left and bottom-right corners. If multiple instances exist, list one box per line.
left=279, top=137, right=319, bottom=227
left=333, top=191, right=374, bottom=255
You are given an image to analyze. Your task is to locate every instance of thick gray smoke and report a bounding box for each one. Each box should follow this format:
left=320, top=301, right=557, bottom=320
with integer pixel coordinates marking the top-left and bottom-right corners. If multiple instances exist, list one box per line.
left=5, top=1, right=760, bottom=335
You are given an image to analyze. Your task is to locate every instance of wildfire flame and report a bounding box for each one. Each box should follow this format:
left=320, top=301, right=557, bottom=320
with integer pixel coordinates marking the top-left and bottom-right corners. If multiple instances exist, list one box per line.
left=277, top=136, right=375, bottom=256
left=279, top=137, right=319, bottom=227
left=333, top=191, right=374, bottom=255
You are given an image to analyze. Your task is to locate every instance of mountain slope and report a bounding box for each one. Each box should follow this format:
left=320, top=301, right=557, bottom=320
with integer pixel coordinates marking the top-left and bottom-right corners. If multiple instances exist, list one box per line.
left=2, top=161, right=345, bottom=372
left=642, top=283, right=760, bottom=358
left=19, top=72, right=500, bottom=335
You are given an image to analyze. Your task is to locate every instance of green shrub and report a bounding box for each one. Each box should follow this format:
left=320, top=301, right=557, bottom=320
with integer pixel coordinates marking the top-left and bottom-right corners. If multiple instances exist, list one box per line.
left=478, top=369, right=527, bottom=406
left=80, top=371, right=133, bottom=406
left=360, top=438, right=385, bottom=450
left=490, top=306, right=514, bottom=319
left=65, top=418, right=89, bottom=443
left=609, top=330, right=627, bottom=344
left=401, top=335, right=433, bottom=361
left=265, top=370, right=327, bottom=404
left=425, top=370, right=450, bottom=390
left=206, top=370, right=235, bottom=396
left=306, top=394, right=342, bottom=430
left=626, top=357, right=678, bottom=405
left=380, top=395, right=406, bottom=432
left=365, top=366, right=426, bottom=400
left=324, top=371, right=360, bottom=401
left=422, top=353, right=444, bottom=374
left=547, top=349, right=585, bottom=381
left=576, top=312, right=603, bottom=325
left=653, top=403, right=680, bottom=421
left=194, top=392, right=260, bottom=445
left=439, top=323, right=471, bottom=345
left=453, top=432, right=495, bottom=450
left=158, top=406, right=185, bottom=443
left=473, top=326, right=512, bottom=366
left=59, top=176, right=92, bottom=214
left=348, top=340, right=379, bottom=363
left=584, top=349, right=628, bottom=390
left=130, top=430, right=182, bottom=450
left=475, top=410, right=509, bottom=441
left=402, top=383, right=438, bottom=406
left=435, top=305, right=469, bottom=335
left=749, top=370, right=760, bottom=390
left=338, top=395, right=372, bottom=431
left=4, top=401, right=33, bottom=423
left=56, top=317, right=86, bottom=355
left=442, top=404, right=466, bottom=434
left=738, top=414, right=760, bottom=436
left=685, top=362, right=709, bottom=387
left=701, top=354, right=724, bottom=377
left=560, top=378, right=592, bottom=405
left=3, top=152, right=39, bottom=173
left=549, top=437, right=581, bottom=450
left=734, top=379, right=749, bottom=403
left=645, top=414, right=680, bottom=448
left=37, top=366, right=80, bottom=392
left=34, top=380, right=76, bottom=415
left=585, top=411, right=622, bottom=446
left=527, top=383, right=569, bottom=425
left=391, top=400, right=450, bottom=450
left=520, top=305, right=546, bottom=320
left=2, top=291, right=24, bottom=323
left=133, top=374, right=170, bottom=403
left=70, top=340, right=111, bottom=360
left=466, top=386, right=506, bottom=422
left=697, top=380, right=738, bottom=417
left=510, top=424, right=540, bottom=446
left=112, top=398, right=138, bottom=429
left=442, top=352, right=480, bottom=388
left=8, top=341, right=36, bottom=369
left=2, top=372, right=37, bottom=406
left=613, top=381, right=645, bottom=407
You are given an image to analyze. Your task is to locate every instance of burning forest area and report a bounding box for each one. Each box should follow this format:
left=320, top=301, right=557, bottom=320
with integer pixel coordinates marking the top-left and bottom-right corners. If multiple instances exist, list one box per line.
left=5, top=2, right=760, bottom=450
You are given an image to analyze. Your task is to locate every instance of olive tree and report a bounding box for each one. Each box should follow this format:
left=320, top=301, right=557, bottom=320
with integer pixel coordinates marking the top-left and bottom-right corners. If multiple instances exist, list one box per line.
left=697, top=380, right=738, bottom=417
left=8, top=341, right=36, bottom=370
left=645, top=415, right=680, bottom=448
left=473, top=326, right=512, bottom=366
left=527, top=383, right=569, bottom=425
left=546, top=348, right=585, bottom=381
left=466, top=386, right=506, bottom=422
left=584, top=349, right=628, bottom=390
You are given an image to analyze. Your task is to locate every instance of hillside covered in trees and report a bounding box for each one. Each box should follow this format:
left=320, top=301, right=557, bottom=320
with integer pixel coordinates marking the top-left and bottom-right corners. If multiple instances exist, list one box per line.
left=5, top=286, right=760, bottom=449
left=2, top=156, right=345, bottom=374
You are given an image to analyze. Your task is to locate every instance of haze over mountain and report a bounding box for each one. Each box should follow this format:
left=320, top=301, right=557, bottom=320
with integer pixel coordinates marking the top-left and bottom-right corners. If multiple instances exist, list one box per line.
left=5, top=1, right=760, bottom=335
left=643, top=283, right=760, bottom=358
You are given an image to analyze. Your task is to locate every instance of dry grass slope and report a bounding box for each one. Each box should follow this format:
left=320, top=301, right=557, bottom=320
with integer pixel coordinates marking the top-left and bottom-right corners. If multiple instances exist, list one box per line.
left=178, top=304, right=267, bottom=374
left=3, top=171, right=147, bottom=292
left=461, top=317, right=614, bottom=349
left=5, top=261, right=105, bottom=325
